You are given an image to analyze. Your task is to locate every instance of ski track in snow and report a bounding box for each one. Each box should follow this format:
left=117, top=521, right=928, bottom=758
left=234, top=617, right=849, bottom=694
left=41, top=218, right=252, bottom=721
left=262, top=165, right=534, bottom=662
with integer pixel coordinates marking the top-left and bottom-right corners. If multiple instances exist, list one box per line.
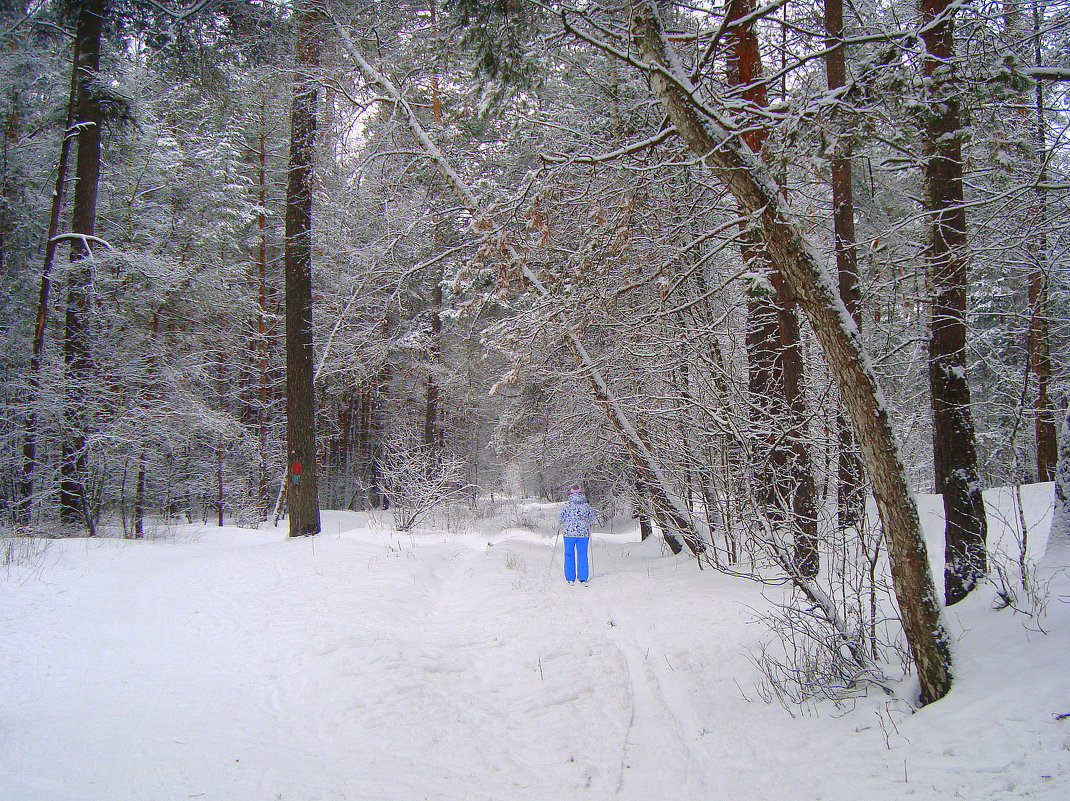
left=2, top=486, right=1069, bottom=801
left=0, top=528, right=757, bottom=801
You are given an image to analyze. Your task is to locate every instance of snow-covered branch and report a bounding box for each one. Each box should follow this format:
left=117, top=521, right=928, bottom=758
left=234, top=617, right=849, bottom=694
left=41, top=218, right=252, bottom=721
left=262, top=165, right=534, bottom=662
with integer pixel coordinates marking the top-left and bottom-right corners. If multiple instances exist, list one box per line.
left=1028, top=67, right=1070, bottom=82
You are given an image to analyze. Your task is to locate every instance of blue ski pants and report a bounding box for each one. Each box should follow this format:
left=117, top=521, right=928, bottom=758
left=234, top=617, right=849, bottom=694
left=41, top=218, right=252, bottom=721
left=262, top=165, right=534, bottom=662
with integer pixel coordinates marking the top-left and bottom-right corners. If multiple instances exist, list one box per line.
left=563, top=536, right=590, bottom=582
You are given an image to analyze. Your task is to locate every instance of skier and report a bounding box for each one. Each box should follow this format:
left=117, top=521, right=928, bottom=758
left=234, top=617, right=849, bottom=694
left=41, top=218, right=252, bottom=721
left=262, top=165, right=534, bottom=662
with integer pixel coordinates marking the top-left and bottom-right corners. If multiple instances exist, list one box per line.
left=558, top=485, right=599, bottom=583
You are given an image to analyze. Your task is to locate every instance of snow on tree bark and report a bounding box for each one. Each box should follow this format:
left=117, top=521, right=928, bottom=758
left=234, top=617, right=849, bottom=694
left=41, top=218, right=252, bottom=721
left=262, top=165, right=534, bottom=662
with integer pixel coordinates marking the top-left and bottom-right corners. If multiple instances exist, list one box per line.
left=283, top=2, right=322, bottom=538
left=61, top=0, right=106, bottom=535
left=629, top=0, right=953, bottom=705
left=727, top=0, right=818, bottom=578
left=918, top=0, right=988, bottom=606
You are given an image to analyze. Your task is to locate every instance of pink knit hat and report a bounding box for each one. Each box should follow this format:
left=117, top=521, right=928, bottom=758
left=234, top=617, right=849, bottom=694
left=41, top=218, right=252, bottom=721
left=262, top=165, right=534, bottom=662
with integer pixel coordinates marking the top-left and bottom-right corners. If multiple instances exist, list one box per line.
left=570, top=485, right=581, bottom=493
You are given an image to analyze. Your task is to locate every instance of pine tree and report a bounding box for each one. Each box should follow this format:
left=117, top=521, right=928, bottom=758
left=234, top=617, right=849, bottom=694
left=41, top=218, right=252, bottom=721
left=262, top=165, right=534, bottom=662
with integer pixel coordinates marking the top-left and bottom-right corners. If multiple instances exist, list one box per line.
left=61, top=0, right=107, bottom=534
left=918, top=0, right=988, bottom=605
left=283, top=0, right=321, bottom=537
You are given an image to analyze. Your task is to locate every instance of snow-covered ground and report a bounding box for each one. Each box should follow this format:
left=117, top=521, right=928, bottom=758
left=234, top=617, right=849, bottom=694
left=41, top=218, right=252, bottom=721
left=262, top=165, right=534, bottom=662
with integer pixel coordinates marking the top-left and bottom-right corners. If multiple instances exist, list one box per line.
left=2, top=484, right=1067, bottom=801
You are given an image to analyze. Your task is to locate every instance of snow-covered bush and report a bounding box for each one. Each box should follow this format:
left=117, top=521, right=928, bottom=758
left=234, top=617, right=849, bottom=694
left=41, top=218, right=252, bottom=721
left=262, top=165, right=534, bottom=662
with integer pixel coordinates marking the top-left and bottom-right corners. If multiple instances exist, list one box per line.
left=378, top=436, right=471, bottom=532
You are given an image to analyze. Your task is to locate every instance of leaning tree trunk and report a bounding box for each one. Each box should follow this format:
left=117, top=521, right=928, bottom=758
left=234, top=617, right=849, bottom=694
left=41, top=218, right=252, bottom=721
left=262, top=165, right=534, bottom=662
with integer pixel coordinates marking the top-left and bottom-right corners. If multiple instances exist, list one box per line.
left=825, top=0, right=866, bottom=530
left=61, top=0, right=106, bottom=535
left=919, top=0, right=987, bottom=606
left=629, top=0, right=952, bottom=705
left=727, top=0, right=818, bottom=578
left=283, top=1, right=321, bottom=537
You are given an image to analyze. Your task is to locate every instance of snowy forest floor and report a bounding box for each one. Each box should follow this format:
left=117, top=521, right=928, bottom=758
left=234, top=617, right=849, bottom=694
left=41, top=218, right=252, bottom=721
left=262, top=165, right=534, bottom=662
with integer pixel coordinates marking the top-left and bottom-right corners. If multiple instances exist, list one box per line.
left=1, top=484, right=1068, bottom=801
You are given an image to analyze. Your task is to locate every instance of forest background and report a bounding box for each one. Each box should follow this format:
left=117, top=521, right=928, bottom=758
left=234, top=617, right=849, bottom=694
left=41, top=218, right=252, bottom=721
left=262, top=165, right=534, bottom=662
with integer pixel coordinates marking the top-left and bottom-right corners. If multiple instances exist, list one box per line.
left=1, top=0, right=1069, bottom=704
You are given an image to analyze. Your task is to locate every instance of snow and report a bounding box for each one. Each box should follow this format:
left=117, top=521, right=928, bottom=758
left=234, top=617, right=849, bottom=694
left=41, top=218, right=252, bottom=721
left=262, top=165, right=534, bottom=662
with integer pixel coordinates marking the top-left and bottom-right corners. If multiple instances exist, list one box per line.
left=2, top=487, right=1068, bottom=801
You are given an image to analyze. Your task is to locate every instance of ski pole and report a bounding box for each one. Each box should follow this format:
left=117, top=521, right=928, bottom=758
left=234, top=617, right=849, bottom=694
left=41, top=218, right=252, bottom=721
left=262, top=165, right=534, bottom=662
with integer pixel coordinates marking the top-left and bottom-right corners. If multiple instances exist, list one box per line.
left=548, top=526, right=562, bottom=574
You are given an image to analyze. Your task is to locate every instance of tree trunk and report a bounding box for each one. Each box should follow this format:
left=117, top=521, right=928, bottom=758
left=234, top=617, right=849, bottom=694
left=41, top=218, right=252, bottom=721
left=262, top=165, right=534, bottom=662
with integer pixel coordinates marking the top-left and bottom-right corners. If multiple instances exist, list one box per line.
left=61, top=0, right=105, bottom=535
left=635, top=489, right=653, bottom=542
left=135, top=458, right=145, bottom=539
left=19, top=34, right=82, bottom=524
left=1030, top=267, right=1056, bottom=481
left=630, top=0, right=952, bottom=705
left=1028, top=3, right=1057, bottom=482
left=424, top=19, right=445, bottom=456
left=257, top=124, right=271, bottom=517
left=825, top=0, right=866, bottom=529
left=423, top=234, right=443, bottom=452
left=727, top=0, right=818, bottom=577
left=429, top=0, right=443, bottom=125
left=919, top=0, right=987, bottom=606
left=1043, top=404, right=1070, bottom=566
left=217, top=434, right=225, bottom=527
left=283, top=2, right=321, bottom=537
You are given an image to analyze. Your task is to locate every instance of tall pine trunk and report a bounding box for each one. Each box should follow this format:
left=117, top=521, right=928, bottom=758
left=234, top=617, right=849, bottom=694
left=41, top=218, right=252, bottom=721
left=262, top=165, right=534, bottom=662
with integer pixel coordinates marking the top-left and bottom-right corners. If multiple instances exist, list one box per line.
left=727, top=0, right=818, bottom=577
left=20, top=35, right=82, bottom=523
left=61, top=0, right=105, bottom=534
left=423, top=209, right=446, bottom=455
left=283, top=2, right=321, bottom=537
left=1027, top=3, right=1057, bottom=481
left=919, top=0, right=987, bottom=605
left=256, top=121, right=272, bottom=518
left=423, top=268, right=443, bottom=451
left=825, top=0, right=866, bottom=529
left=630, top=0, right=953, bottom=705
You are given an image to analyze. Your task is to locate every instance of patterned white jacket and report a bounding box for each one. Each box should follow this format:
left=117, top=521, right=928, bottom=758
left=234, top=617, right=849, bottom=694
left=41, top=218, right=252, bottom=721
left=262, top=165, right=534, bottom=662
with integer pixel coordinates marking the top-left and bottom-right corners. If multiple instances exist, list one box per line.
left=558, top=492, right=598, bottom=537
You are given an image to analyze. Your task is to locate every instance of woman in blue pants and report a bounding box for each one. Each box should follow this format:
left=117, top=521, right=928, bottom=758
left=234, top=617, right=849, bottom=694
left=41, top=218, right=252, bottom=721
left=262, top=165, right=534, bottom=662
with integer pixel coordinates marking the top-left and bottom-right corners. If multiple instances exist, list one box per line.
left=558, top=485, right=599, bottom=583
